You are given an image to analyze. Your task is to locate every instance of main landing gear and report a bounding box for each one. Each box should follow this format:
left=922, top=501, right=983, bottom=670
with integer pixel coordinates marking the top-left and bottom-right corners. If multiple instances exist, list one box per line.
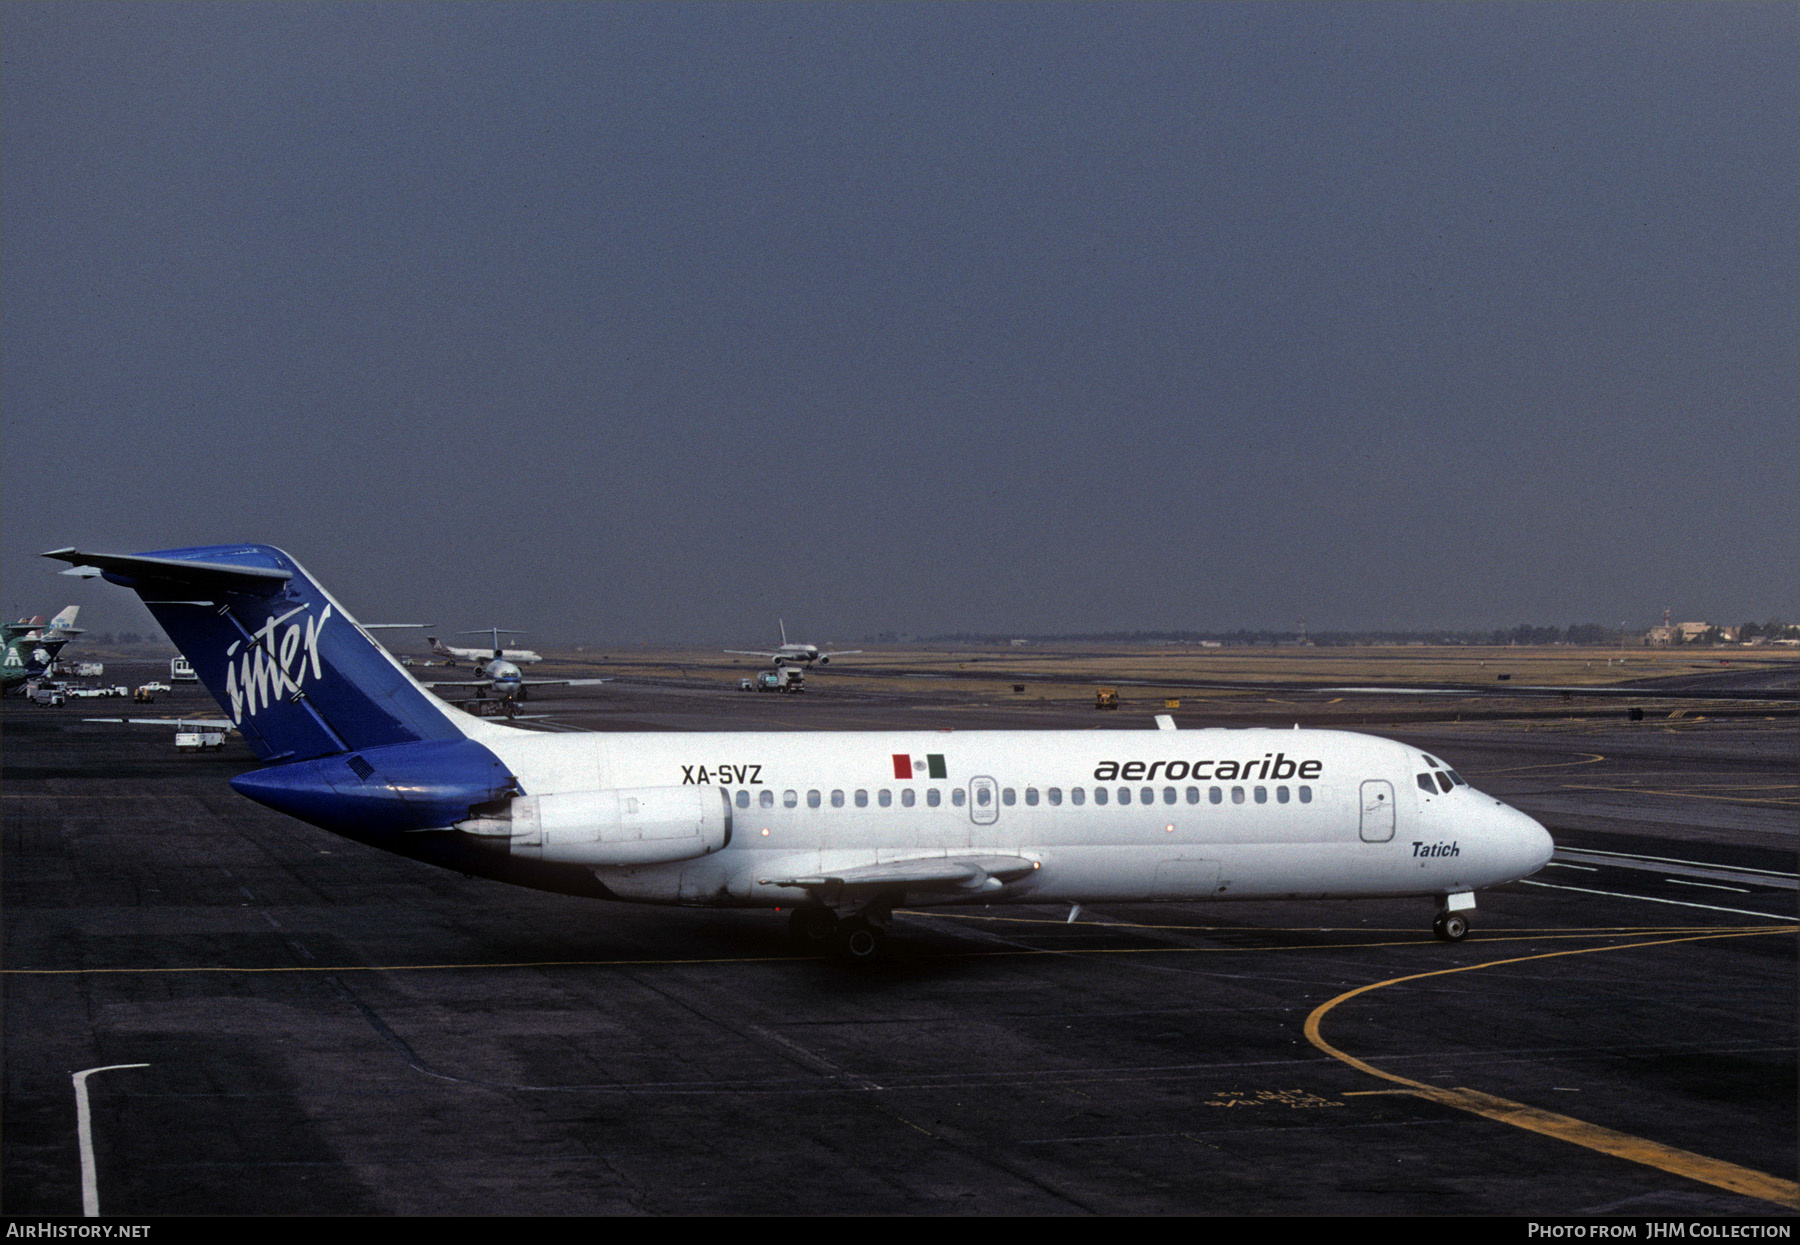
left=787, top=904, right=889, bottom=963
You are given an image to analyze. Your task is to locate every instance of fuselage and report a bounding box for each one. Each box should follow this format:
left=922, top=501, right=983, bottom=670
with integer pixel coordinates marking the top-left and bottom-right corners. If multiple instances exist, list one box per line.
left=444, top=723, right=1553, bottom=908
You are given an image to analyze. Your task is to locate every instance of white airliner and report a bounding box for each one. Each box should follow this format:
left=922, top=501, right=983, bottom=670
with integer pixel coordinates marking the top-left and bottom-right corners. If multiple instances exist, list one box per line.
left=46, top=545, right=1554, bottom=960
left=429, top=629, right=543, bottom=666
left=727, top=619, right=861, bottom=668
left=420, top=659, right=609, bottom=714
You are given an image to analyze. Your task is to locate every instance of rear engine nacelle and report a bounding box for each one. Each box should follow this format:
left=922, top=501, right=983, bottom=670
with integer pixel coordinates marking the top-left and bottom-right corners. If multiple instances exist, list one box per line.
left=455, top=786, right=731, bottom=866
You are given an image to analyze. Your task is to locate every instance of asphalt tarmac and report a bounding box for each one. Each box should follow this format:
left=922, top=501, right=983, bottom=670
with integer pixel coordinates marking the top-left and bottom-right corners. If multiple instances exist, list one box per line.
left=4, top=660, right=1794, bottom=1217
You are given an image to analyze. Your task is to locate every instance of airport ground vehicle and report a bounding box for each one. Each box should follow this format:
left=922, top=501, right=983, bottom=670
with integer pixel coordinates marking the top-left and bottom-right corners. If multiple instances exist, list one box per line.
left=741, top=668, right=805, bottom=693
left=29, top=686, right=65, bottom=706
left=175, top=727, right=227, bottom=752
left=45, top=543, right=1554, bottom=960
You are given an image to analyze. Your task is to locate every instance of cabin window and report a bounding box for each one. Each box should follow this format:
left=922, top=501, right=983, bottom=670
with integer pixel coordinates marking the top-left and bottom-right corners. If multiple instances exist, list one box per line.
left=1025, top=787, right=1039, bottom=806
left=736, top=790, right=751, bottom=809
left=831, top=789, right=845, bottom=808
left=1231, top=786, right=1245, bottom=804
left=1002, top=787, right=1016, bottom=806
left=952, top=788, right=966, bottom=807
left=1417, top=774, right=1437, bottom=794
left=1254, top=786, right=1267, bottom=804
left=1162, top=787, right=1176, bottom=805
left=901, top=788, right=916, bottom=807
left=1117, top=787, right=1130, bottom=805
left=1142, top=787, right=1155, bottom=805
left=1277, top=786, right=1290, bottom=804
left=855, top=789, right=868, bottom=808
left=1209, top=786, right=1222, bottom=804
left=1095, top=787, right=1110, bottom=805
left=975, top=786, right=991, bottom=807
left=1048, top=787, right=1063, bottom=806
left=1185, top=786, right=1199, bottom=804
left=879, top=789, right=892, bottom=808
left=807, top=789, right=821, bottom=809
left=760, top=790, right=775, bottom=809
left=1071, top=787, right=1086, bottom=806
left=927, top=788, right=941, bottom=807
left=1298, top=785, right=1313, bottom=803
left=783, top=790, right=798, bottom=809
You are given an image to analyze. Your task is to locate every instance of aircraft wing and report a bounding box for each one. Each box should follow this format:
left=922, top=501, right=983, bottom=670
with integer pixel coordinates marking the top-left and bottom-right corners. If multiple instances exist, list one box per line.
left=821, top=650, right=862, bottom=659
left=724, top=650, right=779, bottom=659
left=757, top=854, right=1039, bottom=898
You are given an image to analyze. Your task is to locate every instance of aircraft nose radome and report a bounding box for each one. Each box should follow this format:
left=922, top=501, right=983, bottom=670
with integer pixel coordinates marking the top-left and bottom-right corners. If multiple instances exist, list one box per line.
left=1505, top=804, right=1555, bottom=878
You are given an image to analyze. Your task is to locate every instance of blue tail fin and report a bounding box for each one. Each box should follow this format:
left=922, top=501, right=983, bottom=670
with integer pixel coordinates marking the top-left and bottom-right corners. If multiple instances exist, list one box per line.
left=43, top=544, right=465, bottom=764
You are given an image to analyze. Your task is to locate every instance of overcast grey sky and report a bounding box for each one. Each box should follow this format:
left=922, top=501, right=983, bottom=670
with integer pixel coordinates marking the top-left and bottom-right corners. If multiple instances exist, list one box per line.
left=4, top=2, right=1795, bottom=643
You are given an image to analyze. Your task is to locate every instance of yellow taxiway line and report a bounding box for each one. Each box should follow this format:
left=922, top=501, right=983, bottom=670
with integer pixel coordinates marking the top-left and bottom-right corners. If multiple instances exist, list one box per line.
left=1304, top=929, right=1800, bottom=1208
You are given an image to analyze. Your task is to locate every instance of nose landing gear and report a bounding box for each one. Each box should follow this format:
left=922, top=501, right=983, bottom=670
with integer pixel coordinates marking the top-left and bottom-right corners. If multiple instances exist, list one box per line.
left=1433, top=892, right=1475, bottom=941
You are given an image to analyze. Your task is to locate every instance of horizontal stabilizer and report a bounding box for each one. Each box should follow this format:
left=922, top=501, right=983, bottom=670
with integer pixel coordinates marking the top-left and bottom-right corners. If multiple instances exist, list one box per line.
left=42, top=548, right=292, bottom=595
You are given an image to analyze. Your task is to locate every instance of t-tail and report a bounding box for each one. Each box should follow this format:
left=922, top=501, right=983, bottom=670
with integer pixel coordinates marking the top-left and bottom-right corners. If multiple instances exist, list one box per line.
left=43, top=544, right=516, bottom=835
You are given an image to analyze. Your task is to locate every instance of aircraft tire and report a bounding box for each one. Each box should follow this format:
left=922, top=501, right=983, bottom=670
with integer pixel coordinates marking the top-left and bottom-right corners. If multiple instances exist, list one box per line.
left=788, top=905, right=839, bottom=948
left=1433, top=912, right=1469, bottom=942
left=835, top=918, right=886, bottom=964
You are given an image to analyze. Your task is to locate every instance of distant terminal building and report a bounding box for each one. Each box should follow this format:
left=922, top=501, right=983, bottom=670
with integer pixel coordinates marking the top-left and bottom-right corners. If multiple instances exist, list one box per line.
left=1644, top=621, right=1736, bottom=647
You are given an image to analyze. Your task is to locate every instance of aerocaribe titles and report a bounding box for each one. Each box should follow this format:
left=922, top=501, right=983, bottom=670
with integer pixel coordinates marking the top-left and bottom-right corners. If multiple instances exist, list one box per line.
left=224, top=603, right=333, bottom=723
left=1093, top=753, right=1323, bottom=782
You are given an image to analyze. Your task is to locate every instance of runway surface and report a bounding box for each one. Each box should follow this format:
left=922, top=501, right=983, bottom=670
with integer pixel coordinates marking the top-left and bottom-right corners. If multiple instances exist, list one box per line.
left=4, top=660, right=1794, bottom=1216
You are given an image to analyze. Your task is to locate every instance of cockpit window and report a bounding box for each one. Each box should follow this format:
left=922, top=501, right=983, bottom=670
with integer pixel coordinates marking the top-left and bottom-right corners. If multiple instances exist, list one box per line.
left=1446, top=770, right=1467, bottom=786
left=1423, top=755, right=1441, bottom=769
left=1417, top=773, right=1437, bottom=794
left=1436, top=772, right=1454, bottom=794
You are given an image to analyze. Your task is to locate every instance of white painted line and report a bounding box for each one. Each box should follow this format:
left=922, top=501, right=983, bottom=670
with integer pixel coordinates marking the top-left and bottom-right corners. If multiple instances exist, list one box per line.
left=1553, top=849, right=1797, bottom=891
left=1666, top=878, right=1751, bottom=894
left=1545, top=862, right=1598, bottom=872
left=1555, top=846, right=1795, bottom=881
left=1520, top=880, right=1789, bottom=921
left=73, top=1063, right=148, bottom=1216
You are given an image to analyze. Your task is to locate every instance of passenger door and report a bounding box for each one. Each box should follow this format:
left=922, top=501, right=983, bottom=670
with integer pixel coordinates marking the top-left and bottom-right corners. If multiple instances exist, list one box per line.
left=1359, top=779, right=1395, bottom=842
